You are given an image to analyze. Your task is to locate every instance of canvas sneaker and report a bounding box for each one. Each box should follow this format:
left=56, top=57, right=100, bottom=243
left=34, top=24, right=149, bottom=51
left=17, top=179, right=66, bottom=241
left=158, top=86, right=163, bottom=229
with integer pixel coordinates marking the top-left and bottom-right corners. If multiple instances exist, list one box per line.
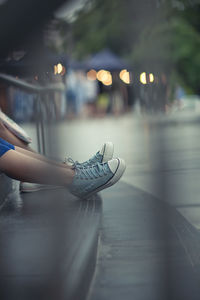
left=69, top=158, right=126, bottom=199
left=20, top=182, right=60, bottom=193
left=66, top=142, right=114, bottom=168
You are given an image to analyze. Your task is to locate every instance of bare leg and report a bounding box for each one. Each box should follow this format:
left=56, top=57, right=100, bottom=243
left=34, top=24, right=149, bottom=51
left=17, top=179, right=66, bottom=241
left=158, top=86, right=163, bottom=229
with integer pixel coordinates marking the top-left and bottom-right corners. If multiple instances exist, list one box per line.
left=0, top=150, right=74, bottom=186
left=0, top=122, right=71, bottom=168
left=15, top=146, right=71, bottom=169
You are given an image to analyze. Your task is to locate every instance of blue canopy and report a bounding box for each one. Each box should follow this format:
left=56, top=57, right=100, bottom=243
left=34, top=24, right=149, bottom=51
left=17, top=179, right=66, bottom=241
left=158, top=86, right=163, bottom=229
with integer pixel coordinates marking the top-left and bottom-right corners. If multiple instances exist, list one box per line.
left=84, top=49, right=129, bottom=71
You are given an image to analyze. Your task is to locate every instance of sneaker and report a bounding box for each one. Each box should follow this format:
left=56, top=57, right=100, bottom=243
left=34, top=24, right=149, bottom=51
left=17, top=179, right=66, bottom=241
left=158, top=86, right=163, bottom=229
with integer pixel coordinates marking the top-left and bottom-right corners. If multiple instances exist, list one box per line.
left=20, top=182, right=60, bottom=193
left=69, top=158, right=126, bottom=199
left=66, top=142, right=114, bottom=168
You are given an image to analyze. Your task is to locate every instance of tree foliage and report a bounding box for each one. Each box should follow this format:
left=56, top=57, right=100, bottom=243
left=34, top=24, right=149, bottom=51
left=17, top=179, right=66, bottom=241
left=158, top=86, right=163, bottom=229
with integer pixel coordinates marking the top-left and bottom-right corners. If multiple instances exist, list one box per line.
left=57, top=0, right=200, bottom=93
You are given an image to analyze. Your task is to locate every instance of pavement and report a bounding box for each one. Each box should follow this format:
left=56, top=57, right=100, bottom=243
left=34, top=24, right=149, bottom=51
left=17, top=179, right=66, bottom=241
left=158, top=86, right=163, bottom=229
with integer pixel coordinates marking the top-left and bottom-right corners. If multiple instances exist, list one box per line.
left=88, top=181, right=200, bottom=300
left=1, top=111, right=200, bottom=299
left=0, top=173, right=13, bottom=207
left=24, top=111, right=200, bottom=231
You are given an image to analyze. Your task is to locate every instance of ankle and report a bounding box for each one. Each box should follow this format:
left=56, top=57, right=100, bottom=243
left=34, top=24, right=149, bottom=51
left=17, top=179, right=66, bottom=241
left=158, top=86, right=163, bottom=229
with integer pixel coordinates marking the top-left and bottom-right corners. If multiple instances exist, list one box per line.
left=68, top=168, right=75, bottom=184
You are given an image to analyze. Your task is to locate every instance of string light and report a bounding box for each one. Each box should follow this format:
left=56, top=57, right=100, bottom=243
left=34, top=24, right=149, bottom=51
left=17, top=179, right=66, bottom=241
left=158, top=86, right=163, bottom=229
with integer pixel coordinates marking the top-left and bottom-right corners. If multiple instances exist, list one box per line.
left=87, top=69, right=97, bottom=80
left=54, top=63, right=66, bottom=75
left=149, top=73, right=154, bottom=83
left=140, top=72, right=147, bottom=84
left=119, top=69, right=131, bottom=84
left=97, top=70, right=112, bottom=86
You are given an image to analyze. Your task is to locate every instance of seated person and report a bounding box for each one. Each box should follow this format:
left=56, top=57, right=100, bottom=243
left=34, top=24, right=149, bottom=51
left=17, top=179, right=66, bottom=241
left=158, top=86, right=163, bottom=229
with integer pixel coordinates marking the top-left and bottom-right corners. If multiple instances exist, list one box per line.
left=0, top=138, right=126, bottom=199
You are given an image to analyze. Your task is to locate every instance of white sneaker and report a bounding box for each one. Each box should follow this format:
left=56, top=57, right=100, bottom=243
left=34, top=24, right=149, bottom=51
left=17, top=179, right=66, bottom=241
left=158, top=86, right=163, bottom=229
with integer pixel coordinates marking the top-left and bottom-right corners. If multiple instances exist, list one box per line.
left=20, top=182, right=60, bottom=193
left=67, top=142, right=114, bottom=168
left=69, top=158, right=126, bottom=199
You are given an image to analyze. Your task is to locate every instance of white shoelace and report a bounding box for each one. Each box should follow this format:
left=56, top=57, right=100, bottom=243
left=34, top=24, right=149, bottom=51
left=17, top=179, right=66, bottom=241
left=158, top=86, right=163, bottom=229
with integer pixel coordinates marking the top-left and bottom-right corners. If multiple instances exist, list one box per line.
left=68, top=158, right=109, bottom=180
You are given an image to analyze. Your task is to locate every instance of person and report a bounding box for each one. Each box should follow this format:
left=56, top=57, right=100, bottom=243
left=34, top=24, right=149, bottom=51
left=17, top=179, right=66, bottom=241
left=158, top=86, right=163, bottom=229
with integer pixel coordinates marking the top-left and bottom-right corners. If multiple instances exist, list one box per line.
left=0, top=117, right=43, bottom=191
left=0, top=117, right=32, bottom=151
left=0, top=138, right=126, bottom=199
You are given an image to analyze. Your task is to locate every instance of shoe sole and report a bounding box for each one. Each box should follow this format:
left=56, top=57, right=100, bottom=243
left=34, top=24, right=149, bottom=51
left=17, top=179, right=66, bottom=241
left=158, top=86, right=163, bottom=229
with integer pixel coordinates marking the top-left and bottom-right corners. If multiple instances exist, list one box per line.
left=20, top=184, right=61, bottom=193
left=81, top=158, right=126, bottom=199
left=102, top=142, right=114, bottom=163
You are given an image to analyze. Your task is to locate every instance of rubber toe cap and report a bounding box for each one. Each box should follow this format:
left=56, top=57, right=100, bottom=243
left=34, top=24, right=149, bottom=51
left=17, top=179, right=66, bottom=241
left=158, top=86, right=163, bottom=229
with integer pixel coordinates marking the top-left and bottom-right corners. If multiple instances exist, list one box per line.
left=107, top=158, right=120, bottom=174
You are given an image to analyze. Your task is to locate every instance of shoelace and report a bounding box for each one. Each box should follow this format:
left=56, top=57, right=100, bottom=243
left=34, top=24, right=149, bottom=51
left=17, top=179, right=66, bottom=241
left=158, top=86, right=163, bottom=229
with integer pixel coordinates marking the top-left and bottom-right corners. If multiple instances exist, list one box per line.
left=84, top=151, right=102, bottom=166
left=78, top=163, right=108, bottom=180
left=66, top=157, right=79, bottom=167
left=75, top=162, right=109, bottom=180
left=65, top=151, right=102, bottom=167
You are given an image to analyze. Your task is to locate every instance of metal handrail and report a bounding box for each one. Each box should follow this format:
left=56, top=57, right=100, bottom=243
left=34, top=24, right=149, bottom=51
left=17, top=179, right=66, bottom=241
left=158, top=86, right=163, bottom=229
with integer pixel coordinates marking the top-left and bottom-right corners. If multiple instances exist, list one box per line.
left=0, top=72, right=65, bottom=154
left=0, top=73, right=65, bottom=93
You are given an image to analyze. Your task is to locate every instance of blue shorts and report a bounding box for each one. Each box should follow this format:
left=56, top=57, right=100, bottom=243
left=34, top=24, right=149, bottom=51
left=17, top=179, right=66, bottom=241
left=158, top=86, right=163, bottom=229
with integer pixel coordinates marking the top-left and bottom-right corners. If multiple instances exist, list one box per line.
left=0, top=137, right=15, bottom=157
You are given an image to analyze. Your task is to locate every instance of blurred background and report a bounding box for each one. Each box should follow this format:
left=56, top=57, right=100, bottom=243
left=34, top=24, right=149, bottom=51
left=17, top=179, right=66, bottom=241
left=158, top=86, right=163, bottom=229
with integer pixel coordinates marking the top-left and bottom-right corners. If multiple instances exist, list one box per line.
left=1, top=0, right=200, bottom=124
left=1, top=1, right=200, bottom=299
left=0, top=0, right=199, bottom=158
left=1, top=0, right=199, bottom=197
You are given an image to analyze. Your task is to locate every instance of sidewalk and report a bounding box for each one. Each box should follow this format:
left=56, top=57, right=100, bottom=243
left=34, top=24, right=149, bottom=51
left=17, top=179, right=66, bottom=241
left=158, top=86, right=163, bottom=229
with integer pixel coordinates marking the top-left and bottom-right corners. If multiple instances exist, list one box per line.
left=8, top=111, right=200, bottom=299
left=1, top=179, right=200, bottom=300
left=88, top=181, right=200, bottom=300
left=0, top=173, right=13, bottom=207
left=22, top=112, right=200, bottom=232
left=1, top=160, right=200, bottom=299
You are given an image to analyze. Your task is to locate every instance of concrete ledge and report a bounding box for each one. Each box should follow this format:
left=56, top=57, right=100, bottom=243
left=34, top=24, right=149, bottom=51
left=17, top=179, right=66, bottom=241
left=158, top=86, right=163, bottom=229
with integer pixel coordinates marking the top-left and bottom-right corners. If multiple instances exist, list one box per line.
left=0, top=187, right=102, bottom=300
left=0, top=173, right=13, bottom=207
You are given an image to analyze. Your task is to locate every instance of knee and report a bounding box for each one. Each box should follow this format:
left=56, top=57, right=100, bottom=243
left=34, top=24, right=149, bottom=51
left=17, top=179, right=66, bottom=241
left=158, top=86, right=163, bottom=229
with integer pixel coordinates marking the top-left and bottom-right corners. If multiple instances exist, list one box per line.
left=0, top=121, right=6, bottom=132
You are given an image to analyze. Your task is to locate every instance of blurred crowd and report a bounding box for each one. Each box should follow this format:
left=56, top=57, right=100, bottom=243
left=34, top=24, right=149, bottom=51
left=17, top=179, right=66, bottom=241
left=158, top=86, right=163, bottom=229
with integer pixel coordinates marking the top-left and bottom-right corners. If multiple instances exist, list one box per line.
left=1, top=68, right=198, bottom=125
left=2, top=69, right=133, bottom=123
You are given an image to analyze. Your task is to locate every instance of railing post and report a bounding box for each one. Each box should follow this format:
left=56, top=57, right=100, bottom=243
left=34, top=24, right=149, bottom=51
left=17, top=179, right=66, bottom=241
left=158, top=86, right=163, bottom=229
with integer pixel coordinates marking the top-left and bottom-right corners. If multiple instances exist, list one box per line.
left=35, top=95, right=42, bottom=154
left=0, top=73, right=65, bottom=155
left=39, top=94, right=46, bottom=155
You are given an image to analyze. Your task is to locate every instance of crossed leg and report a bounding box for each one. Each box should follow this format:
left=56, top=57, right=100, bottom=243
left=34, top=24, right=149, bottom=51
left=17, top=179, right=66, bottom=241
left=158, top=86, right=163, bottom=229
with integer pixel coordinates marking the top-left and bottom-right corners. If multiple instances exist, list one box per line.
left=0, top=120, right=72, bottom=169
left=0, top=149, right=74, bottom=186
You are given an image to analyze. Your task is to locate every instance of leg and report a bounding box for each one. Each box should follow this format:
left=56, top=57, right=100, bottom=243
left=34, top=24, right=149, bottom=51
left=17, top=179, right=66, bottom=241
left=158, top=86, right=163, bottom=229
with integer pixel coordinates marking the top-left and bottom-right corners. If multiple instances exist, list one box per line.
left=0, top=121, right=33, bottom=151
left=0, top=150, right=74, bottom=186
left=0, top=122, right=71, bottom=168
left=15, top=146, right=71, bottom=169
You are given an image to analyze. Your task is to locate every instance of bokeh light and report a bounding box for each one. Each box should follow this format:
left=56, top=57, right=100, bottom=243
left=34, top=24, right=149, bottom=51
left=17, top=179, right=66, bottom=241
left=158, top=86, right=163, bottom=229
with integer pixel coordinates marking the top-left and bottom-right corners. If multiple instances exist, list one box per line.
left=97, top=70, right=112, bottom=86
left=87, top=69, right=97, bottom=81
left=149, top=73, right=154, bottom=83
left=119, top=69, right=131, bottom=84
left=54, top=63, right=65, bottom=75
left=140, top=72, right=147, bottom=84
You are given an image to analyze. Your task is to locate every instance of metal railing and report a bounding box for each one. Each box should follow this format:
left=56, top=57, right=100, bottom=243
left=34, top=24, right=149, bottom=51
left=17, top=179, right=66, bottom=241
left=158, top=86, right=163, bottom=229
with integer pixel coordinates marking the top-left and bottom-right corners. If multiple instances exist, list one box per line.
left=0, top=72, right=65, bottom=154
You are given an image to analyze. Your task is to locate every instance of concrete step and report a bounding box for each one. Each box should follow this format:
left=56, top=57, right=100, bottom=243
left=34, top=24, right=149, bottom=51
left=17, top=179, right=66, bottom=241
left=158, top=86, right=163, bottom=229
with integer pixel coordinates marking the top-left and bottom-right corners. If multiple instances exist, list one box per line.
left=0, top=173, right=13, bottom=207
left=0, top=187, right=102, bottom=300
